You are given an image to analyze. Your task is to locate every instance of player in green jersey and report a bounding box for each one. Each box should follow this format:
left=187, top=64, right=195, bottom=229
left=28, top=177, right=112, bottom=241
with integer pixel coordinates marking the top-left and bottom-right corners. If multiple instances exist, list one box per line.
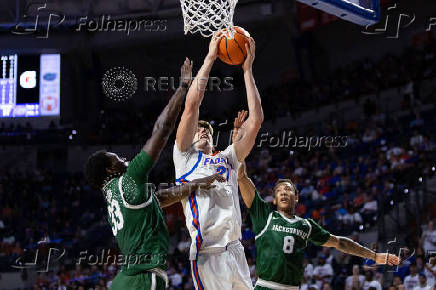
left=229, top=110, right=400, bottom=289
left=85, top=58, right=224, bottom=290
left=236, top=161, right=400, bottom=289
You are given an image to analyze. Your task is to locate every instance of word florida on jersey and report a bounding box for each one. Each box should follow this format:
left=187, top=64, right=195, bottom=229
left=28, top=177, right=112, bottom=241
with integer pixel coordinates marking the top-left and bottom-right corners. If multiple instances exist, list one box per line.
left=203, top=156, right=234, bottom=168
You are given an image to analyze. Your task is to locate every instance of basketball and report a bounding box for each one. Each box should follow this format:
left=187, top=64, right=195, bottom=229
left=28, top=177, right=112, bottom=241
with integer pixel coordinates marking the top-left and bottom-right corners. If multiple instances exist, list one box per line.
left=218, top=26, right=251, bottom=66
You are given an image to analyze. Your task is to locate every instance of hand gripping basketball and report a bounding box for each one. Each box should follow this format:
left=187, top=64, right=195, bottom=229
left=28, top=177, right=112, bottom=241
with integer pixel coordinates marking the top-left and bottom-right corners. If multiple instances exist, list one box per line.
left=217, top=26, right=251, bottom=66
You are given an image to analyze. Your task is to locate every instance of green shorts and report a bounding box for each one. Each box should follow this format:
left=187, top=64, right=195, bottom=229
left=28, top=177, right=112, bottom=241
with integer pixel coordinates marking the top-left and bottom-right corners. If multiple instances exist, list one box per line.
left=255, top=286, right=300, bottom=290
left=254, top=283, right=299, bottom=290
left=255, top=286, right=272, bottom=290
left=110, top=271, right=166, bottom=290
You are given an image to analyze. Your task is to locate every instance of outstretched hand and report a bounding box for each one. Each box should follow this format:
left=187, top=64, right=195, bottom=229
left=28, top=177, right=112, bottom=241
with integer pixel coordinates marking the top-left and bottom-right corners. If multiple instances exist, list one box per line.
left=180, top=57, right=193, bottom=87
left=206, top=31, right=224, bottom=61
left=192, top=173, right=226, bottom=190
left=375, top=253, right=400, bottom=266
left=242, top=37, right=255, bottom=72
left=234, top=110, right=248, bottom=129
left=232, top=110, right=248, bottom=143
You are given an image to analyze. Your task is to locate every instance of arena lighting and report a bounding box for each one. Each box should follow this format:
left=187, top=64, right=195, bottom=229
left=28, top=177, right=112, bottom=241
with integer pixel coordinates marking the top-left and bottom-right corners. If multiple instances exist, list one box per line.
left=72, top=130, right=77, bottom=135
left=418, top=177, right=423, bottom=183
left=68, top=135, right=73, bottom=140
left=20, top=71, right=37, bottom=89
left=404, top=189, right=409, bottom=194
left=359, top=225, right=364, bottom=231
left=432, top=166, right=435, bottom=171
left=390, top=200, right=394, bottom=206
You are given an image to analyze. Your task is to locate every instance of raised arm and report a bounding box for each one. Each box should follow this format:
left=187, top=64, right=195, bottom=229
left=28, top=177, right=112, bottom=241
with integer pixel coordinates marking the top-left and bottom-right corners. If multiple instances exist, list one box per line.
left=237, top=161, right=256, bottom=208
left=176, top=33, right=223, bottom=152
left=143, top=58, right=193, bottom=161
left=233, top=38, right=264, bottom=162
left=157, top=174, right=225, bottom=208
left=322, top=235, right=400, bottom=266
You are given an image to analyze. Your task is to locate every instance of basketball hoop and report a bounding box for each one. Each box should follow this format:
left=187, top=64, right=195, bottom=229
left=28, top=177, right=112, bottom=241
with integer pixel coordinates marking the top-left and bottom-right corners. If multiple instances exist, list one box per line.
left=180, top=0, right=238, bottom=37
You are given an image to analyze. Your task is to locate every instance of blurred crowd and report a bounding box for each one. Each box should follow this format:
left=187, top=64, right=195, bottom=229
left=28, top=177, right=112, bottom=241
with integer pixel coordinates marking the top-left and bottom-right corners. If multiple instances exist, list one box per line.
left=0, top=34, right=436, bottom=290
left=263, top=42, right=436, bottom=120
left=0, top=99, right=434, bottom=289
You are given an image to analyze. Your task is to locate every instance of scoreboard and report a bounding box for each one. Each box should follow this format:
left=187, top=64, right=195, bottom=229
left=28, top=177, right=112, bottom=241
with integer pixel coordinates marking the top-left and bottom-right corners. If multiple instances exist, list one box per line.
left=0, top=54, right=60, bottom=118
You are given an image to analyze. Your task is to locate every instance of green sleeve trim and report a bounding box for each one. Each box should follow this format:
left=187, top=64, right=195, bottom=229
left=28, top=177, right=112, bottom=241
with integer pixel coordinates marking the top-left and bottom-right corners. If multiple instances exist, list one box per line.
left=307, top=218, right=331, bottom=246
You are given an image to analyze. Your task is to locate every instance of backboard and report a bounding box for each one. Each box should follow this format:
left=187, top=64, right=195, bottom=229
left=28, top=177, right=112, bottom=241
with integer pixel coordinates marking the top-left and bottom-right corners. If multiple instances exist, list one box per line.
left=296, top=0, right=380, bottom=26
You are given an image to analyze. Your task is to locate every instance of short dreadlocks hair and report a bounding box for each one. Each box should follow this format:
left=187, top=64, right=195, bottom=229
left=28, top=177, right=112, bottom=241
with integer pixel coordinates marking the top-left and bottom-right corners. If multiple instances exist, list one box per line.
left=273, top=179, right=299, bottom=197
left=198, top=120, right=214, bottom=136
left=85, top=150, right=112, bottom=190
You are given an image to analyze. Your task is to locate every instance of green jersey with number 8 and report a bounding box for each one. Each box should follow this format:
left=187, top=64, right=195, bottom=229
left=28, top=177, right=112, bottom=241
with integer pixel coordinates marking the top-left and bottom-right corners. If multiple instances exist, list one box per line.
left=103, top=151, right=169, bottom=275
left=249, top=191, right=331, bottom=286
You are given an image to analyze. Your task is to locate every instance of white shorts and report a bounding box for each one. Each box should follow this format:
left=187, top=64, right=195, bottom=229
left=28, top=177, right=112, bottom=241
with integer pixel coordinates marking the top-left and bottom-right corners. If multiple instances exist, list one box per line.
left=191, top=241, right=253, bottom=290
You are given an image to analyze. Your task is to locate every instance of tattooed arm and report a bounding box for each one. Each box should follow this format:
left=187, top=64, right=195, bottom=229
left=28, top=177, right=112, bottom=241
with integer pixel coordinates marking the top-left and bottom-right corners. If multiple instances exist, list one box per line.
left=322, top=235, right=400, bottom=266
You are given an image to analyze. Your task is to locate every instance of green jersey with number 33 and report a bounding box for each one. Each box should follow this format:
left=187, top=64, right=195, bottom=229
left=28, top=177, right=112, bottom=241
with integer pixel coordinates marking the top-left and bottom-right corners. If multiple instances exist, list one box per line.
left=103, top=151, right=169, bottom=275
left=249, top=191, right=331, bottom=286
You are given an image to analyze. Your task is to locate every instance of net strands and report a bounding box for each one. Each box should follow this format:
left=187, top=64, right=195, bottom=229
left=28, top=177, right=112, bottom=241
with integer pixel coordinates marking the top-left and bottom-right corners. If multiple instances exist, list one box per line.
left=180, top=0, right=237, bottom=37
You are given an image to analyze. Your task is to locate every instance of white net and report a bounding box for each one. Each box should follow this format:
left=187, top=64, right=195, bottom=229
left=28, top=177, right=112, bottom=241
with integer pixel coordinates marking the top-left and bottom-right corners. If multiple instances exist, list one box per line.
left=180, top=0, right=238, bottom=37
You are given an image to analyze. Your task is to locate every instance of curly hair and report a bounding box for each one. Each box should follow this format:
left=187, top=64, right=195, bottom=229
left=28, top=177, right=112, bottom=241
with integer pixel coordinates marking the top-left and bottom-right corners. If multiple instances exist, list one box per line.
left=85, top=150, right=112, bottom=190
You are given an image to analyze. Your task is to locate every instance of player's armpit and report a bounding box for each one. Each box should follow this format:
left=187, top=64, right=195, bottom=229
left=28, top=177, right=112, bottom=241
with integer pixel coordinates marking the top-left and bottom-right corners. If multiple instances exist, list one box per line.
left=125, top=151, right=154, bottom=185
left=322, top=235, right=338, bottom=248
